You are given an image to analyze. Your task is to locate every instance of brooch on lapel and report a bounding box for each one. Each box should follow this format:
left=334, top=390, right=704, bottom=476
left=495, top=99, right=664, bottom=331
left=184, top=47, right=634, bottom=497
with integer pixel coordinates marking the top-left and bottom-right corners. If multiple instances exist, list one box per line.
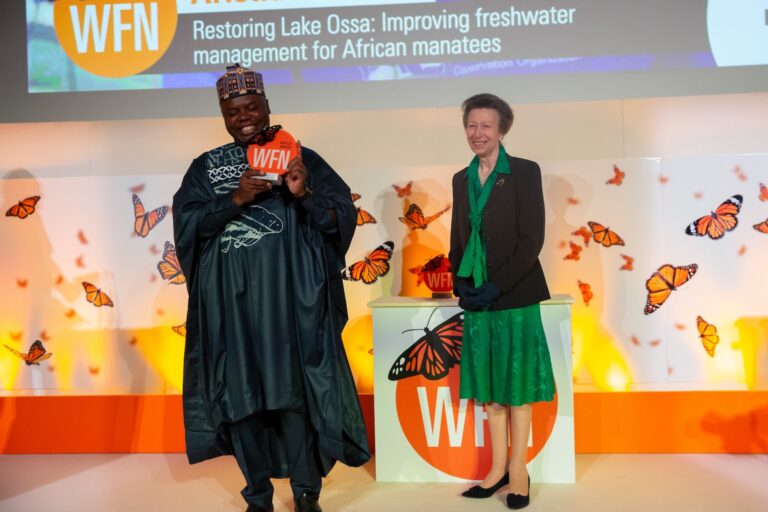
left=496, top=177, right=506, bottom=187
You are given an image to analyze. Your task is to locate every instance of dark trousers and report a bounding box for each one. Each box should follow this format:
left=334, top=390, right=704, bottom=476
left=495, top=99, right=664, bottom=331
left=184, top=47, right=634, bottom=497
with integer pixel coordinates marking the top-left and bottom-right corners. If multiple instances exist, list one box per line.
left=229, top=409, right=323, bottom=508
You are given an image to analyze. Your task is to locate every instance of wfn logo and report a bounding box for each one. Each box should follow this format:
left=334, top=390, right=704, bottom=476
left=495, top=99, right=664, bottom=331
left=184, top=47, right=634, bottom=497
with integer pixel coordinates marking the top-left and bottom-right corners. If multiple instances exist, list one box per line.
left=396, top=366, right=557, bottom=479
left=53, top=1, right=177, bottom=78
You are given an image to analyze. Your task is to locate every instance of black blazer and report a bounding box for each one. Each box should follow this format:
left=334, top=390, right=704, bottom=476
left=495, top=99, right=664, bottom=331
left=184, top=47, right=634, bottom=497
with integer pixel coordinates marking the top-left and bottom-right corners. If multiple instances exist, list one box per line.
left=449, top=154, right=550, bottom=310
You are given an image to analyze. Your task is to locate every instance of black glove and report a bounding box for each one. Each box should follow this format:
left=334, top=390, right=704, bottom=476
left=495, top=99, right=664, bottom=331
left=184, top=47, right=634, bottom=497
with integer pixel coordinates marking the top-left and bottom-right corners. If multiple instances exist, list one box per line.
left=454, top=281, right=478, bottom=298
left=461, top=282, right=501, bottom=310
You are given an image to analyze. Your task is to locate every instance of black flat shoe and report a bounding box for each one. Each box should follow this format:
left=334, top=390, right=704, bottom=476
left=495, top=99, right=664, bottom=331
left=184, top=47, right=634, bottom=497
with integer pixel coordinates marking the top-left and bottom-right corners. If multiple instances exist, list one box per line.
left=295, top=492, right=322, bottom=512
left=245, top=504, right=273, bottom=512
left=506, top=475, right=531, bottom=509
left=461, top=473, right=509, bottom=498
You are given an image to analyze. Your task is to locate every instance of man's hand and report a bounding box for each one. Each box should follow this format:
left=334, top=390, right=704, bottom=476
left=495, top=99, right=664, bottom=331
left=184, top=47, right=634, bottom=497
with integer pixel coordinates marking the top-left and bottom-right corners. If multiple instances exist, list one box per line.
left=285, top=140, right=308, bottom=199
left=232, top=168, right=272, bottom=206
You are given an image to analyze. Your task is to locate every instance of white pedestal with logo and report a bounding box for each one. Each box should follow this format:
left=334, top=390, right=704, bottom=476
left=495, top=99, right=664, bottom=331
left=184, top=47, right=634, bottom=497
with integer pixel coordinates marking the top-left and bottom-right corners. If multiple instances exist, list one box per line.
left=370, top=295, right=575, bottom=483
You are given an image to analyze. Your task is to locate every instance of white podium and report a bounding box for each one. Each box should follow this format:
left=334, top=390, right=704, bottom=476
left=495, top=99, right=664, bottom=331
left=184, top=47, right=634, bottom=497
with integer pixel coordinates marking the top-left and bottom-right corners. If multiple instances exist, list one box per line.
left=370, top=295, right=575, bottom=483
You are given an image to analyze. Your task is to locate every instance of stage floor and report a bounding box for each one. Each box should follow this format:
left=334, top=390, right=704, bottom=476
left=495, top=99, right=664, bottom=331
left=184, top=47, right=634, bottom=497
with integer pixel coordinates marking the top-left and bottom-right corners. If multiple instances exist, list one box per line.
left=0, top=453, right=765, bottom=511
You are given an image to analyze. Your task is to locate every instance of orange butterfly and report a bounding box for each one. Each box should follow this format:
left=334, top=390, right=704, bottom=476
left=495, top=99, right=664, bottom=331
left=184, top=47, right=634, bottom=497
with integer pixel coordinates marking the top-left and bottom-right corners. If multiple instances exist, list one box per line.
left=619, top=254, right=634, bottom=271
left=342, top=241, right=394, bottom=284
left=693, top=192, right=703, bottom=199
left=674, top=323, right=686, bottom=331
left=55, top=274, right=64, bottom=286
left=409, top=255, right=449, bottom=286
left=567, top=196, right=580, bottom=205
left=4, top=340, right=52, bottom=366
left=75, top=255, right=85, bottom=268
left=644, top=263, right=698, bottom=315
left=393, top=181, right=412, bottom=197
left=571, top=226, right=590, bottom=246
left=558, top=240, right=567, bottom=249
left=149, top=244, right=161, bottom=255
left=16, top=278, right=28, bottom=288
left=156, top=308, right=164, bottom=316
left=133, top=194, right=168, bottom=238
left=39, top=330, right=51, bottom=342
left=577, top=280, right=593, bottom=306
left=388, top=309, right=463, bottom=381
left=631, top=335, right=641, bottom=346
left=648, top=339, right=661, bottom=347
left=77, top=229, right=88, bottom=245
left=696, top=316, right=719, bottom=357
left=5, top=196, right=40, bottom=219
left=588, top=221, right=625, bottom=247
left=129, top=336, right=138, bottom=346
left=129, top=183, right=145, bottom=194
left=82, top=281, right=114, bottom=307
left=753, top=218, right=768, bottom=234
left=563, top=242, right=582, bottom=261
left=65, top=308, right=77, bottom=319
left=685, top=194, right=742, bottom=240
left=157, top=241, right=185, bottom=285
left=659, top=175, right=669, bottom=184
left=733, top=165, right=747, bottom=182
left=172, top=323, right=187, bottom=337
left=738, top=245, right=747, bottom=256
left=356, top=207, right=377, bottom=226
left=399, top=204, right=450, bottom=230
left=351, top=192, right=361, bottom=202
left=89, top=366, right=100, bottom=375
left=605, top=165, right=624, bottom=186
left=759, top=183, right=768, bottom=202
left=149, top=273, right=158, bottom=283
left=9, top=331, right=22, bottom=341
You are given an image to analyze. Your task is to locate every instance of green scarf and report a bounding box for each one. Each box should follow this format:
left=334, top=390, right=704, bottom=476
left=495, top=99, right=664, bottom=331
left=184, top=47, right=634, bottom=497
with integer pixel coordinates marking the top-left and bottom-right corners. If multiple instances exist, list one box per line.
left=456, top=145, right=511, bottom=287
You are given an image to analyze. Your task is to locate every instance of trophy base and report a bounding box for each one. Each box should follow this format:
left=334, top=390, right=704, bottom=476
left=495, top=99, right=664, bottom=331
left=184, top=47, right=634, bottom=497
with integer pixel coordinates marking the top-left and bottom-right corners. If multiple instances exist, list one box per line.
left=431, top=292, right=453, bottom=299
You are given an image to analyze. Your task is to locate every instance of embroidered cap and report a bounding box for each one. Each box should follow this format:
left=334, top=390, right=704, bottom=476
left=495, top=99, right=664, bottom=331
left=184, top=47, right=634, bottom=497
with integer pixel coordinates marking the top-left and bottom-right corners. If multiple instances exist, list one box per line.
left=216, top=64, right=265, bottom=103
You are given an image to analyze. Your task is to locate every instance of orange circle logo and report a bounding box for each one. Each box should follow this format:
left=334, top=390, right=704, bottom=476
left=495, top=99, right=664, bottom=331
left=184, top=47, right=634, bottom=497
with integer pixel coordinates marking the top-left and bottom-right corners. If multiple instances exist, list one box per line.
left=395, top=365, right=558, bottom=479
left=53, top=0, right=177, bottom=78
left=248, top=130, right=299, bottom=176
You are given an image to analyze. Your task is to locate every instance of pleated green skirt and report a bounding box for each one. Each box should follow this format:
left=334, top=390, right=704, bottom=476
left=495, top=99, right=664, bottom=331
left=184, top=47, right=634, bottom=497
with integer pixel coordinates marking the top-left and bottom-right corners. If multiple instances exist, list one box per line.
left=459, top=303, right=555, bottom=406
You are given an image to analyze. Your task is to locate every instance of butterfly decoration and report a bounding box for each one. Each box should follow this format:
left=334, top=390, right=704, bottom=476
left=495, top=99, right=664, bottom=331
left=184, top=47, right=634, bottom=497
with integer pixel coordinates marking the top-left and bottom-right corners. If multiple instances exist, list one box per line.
left=572, top=226, right=591, bottom=246
left=129, top=183, right=145, bottom=194
left=393, top=181, right=412, bottom=197
left=4, top=340, right=52, bottom=366
left=248, top=124, right=282, bottom=146
left=356, top=207, right=377, bottom=226
left=77, top=230, right=89, bottom=245
left=659, top=175, right=669, bottom=184
left=88, top=366, right=100, bottom=376
left=82, top=281, right=114, bottom=307
left=9, top=332, right=22, bottom=341
left=630, top=335, right=641, bottom=346
left=132, top=194, right=168, bottom=238
left=685, top=194, right=742, bottom=240
left=696, top=316, right=720, bottom=357
left=648, top=339, right=661, bottom=347
left=753, top=218, right=768, bottom=234
left=65, top=308, right=76, bottom=319
left=75, top=255, right=85, bottom=268
left=693, top=192, right=703, bottom=199
left=733, top=165, right=748, bottom=182
left=399, top=204, right=451, bottom=230
left=577, top=280, right=593, bottom=306
left=567, top=196, right=580, bottom=205
left=156, top=308, right=165, bottom=316
left=558, top=240, right=567, bottom=249
left=738, top=245, right=747, bottom=256
left=157, top=241, right=186, bottom=285
left=388, top=309, right=463, bottom=381
left=674, top=323, right=686, bottom=331
left=409, top=254, right=449, bottom=286
left=643, top=263, right=698, bottom=315
left=172, top=323, right=187, bottom=337
left=342, top=241, right=394, bottom=284
left=759, top=183, right=768, bottom=202
left=563, top=242, right=582, bottom=261
left=149, top=244, right=161, bottom=255
left=39, top=330, right=51, bottom=342
left=5, top=196, right=41, bottom=219
left=16, top=278, right=28, bottom=288
left=55, top=274, right=64, bottom=286
left=605, top=165, right=625, bottom=186
left=588, top=221, right=625, bottom=248
left=129, top=336, right=138, bottom=346
left=619, top=254, right=634, bottom=271
left=351, top=192, right=361, bottom=202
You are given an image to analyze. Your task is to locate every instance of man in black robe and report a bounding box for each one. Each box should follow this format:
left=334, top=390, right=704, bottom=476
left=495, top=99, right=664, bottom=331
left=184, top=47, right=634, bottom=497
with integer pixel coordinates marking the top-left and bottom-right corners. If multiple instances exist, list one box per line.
left=173, top=64, right=369, bottom=512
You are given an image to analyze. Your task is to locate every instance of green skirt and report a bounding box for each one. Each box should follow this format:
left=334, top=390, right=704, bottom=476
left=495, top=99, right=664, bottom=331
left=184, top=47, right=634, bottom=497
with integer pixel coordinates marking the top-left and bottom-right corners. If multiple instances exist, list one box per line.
left=459, top=303, right=555, bottom=406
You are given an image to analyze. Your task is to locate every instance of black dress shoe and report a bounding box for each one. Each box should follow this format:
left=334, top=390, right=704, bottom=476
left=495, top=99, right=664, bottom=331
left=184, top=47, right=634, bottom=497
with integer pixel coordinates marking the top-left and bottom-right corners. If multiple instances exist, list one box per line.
left=245, top=504, right=273, bottom=512
left=506, top=475, right=531, bottom=509
left=461, top=473, right=509, bottom=498
left=295, top=492, right=322, bottom=512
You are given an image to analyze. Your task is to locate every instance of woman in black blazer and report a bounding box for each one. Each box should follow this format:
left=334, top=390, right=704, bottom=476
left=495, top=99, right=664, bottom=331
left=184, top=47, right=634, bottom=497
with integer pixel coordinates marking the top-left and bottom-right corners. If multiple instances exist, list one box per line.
left=449, top=94, right=555, bottom=510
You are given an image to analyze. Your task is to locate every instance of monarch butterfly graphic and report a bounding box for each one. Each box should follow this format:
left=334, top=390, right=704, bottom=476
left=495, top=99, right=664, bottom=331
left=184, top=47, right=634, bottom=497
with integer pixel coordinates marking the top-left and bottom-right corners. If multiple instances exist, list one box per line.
left=132, top=194, right=168, bottom=238
left=4, top=340, right=52, bottom=366
left=89, top=366, right=100, bottom=375
left=571, top=226, right=590, bottom=246
left=39, top=330, right=51, bottom=342
left=82, top=281, right=114, bottom=307
left=685, top=194, right=742, bottom=240
left=75, top=255, right=85, bottom=268
left=172, top=323, right=187, bottom=337
left=563, top=241, right=582, bottom=261
left=605, top=165, right=625, bottom=186
left=409, top=254, right=448, bottom=286
left=351, top=192, right=361, bottom=202
left=16, top=278, right=28, bottom=288
left=588, top=221, right=625, bottom=248
left=342, top=241, right=394, bottom=284
left=9, top=331, right=22, bottom=341
left=65, top=308, right=76, bottom=319
left=356, top=207, right=377, bottom=226
left=577, top=280, right=593, bottom=306
left=643, top=263, right=698, bottom=315
left=388, top=309, right=464, bottom=381
left=696, top=316, right=720, bottom=357
left=157, top=241, right=186, bottom=285
left=77, top=229, right=88, bottom=245
left=753, top=218, right=768, bottom=234
left=619, top=254, right=634, bottom=271
left=399, top=204, right=450, bottom=230
left=759, top=183, right=768, bottom=202
left=393, top=181, right=412, bottom=197
left=248, top=124, right=282, bottom=146
left=630, top=335, right=641, bottom=346
left=5, top=196, right=40, bottom=219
